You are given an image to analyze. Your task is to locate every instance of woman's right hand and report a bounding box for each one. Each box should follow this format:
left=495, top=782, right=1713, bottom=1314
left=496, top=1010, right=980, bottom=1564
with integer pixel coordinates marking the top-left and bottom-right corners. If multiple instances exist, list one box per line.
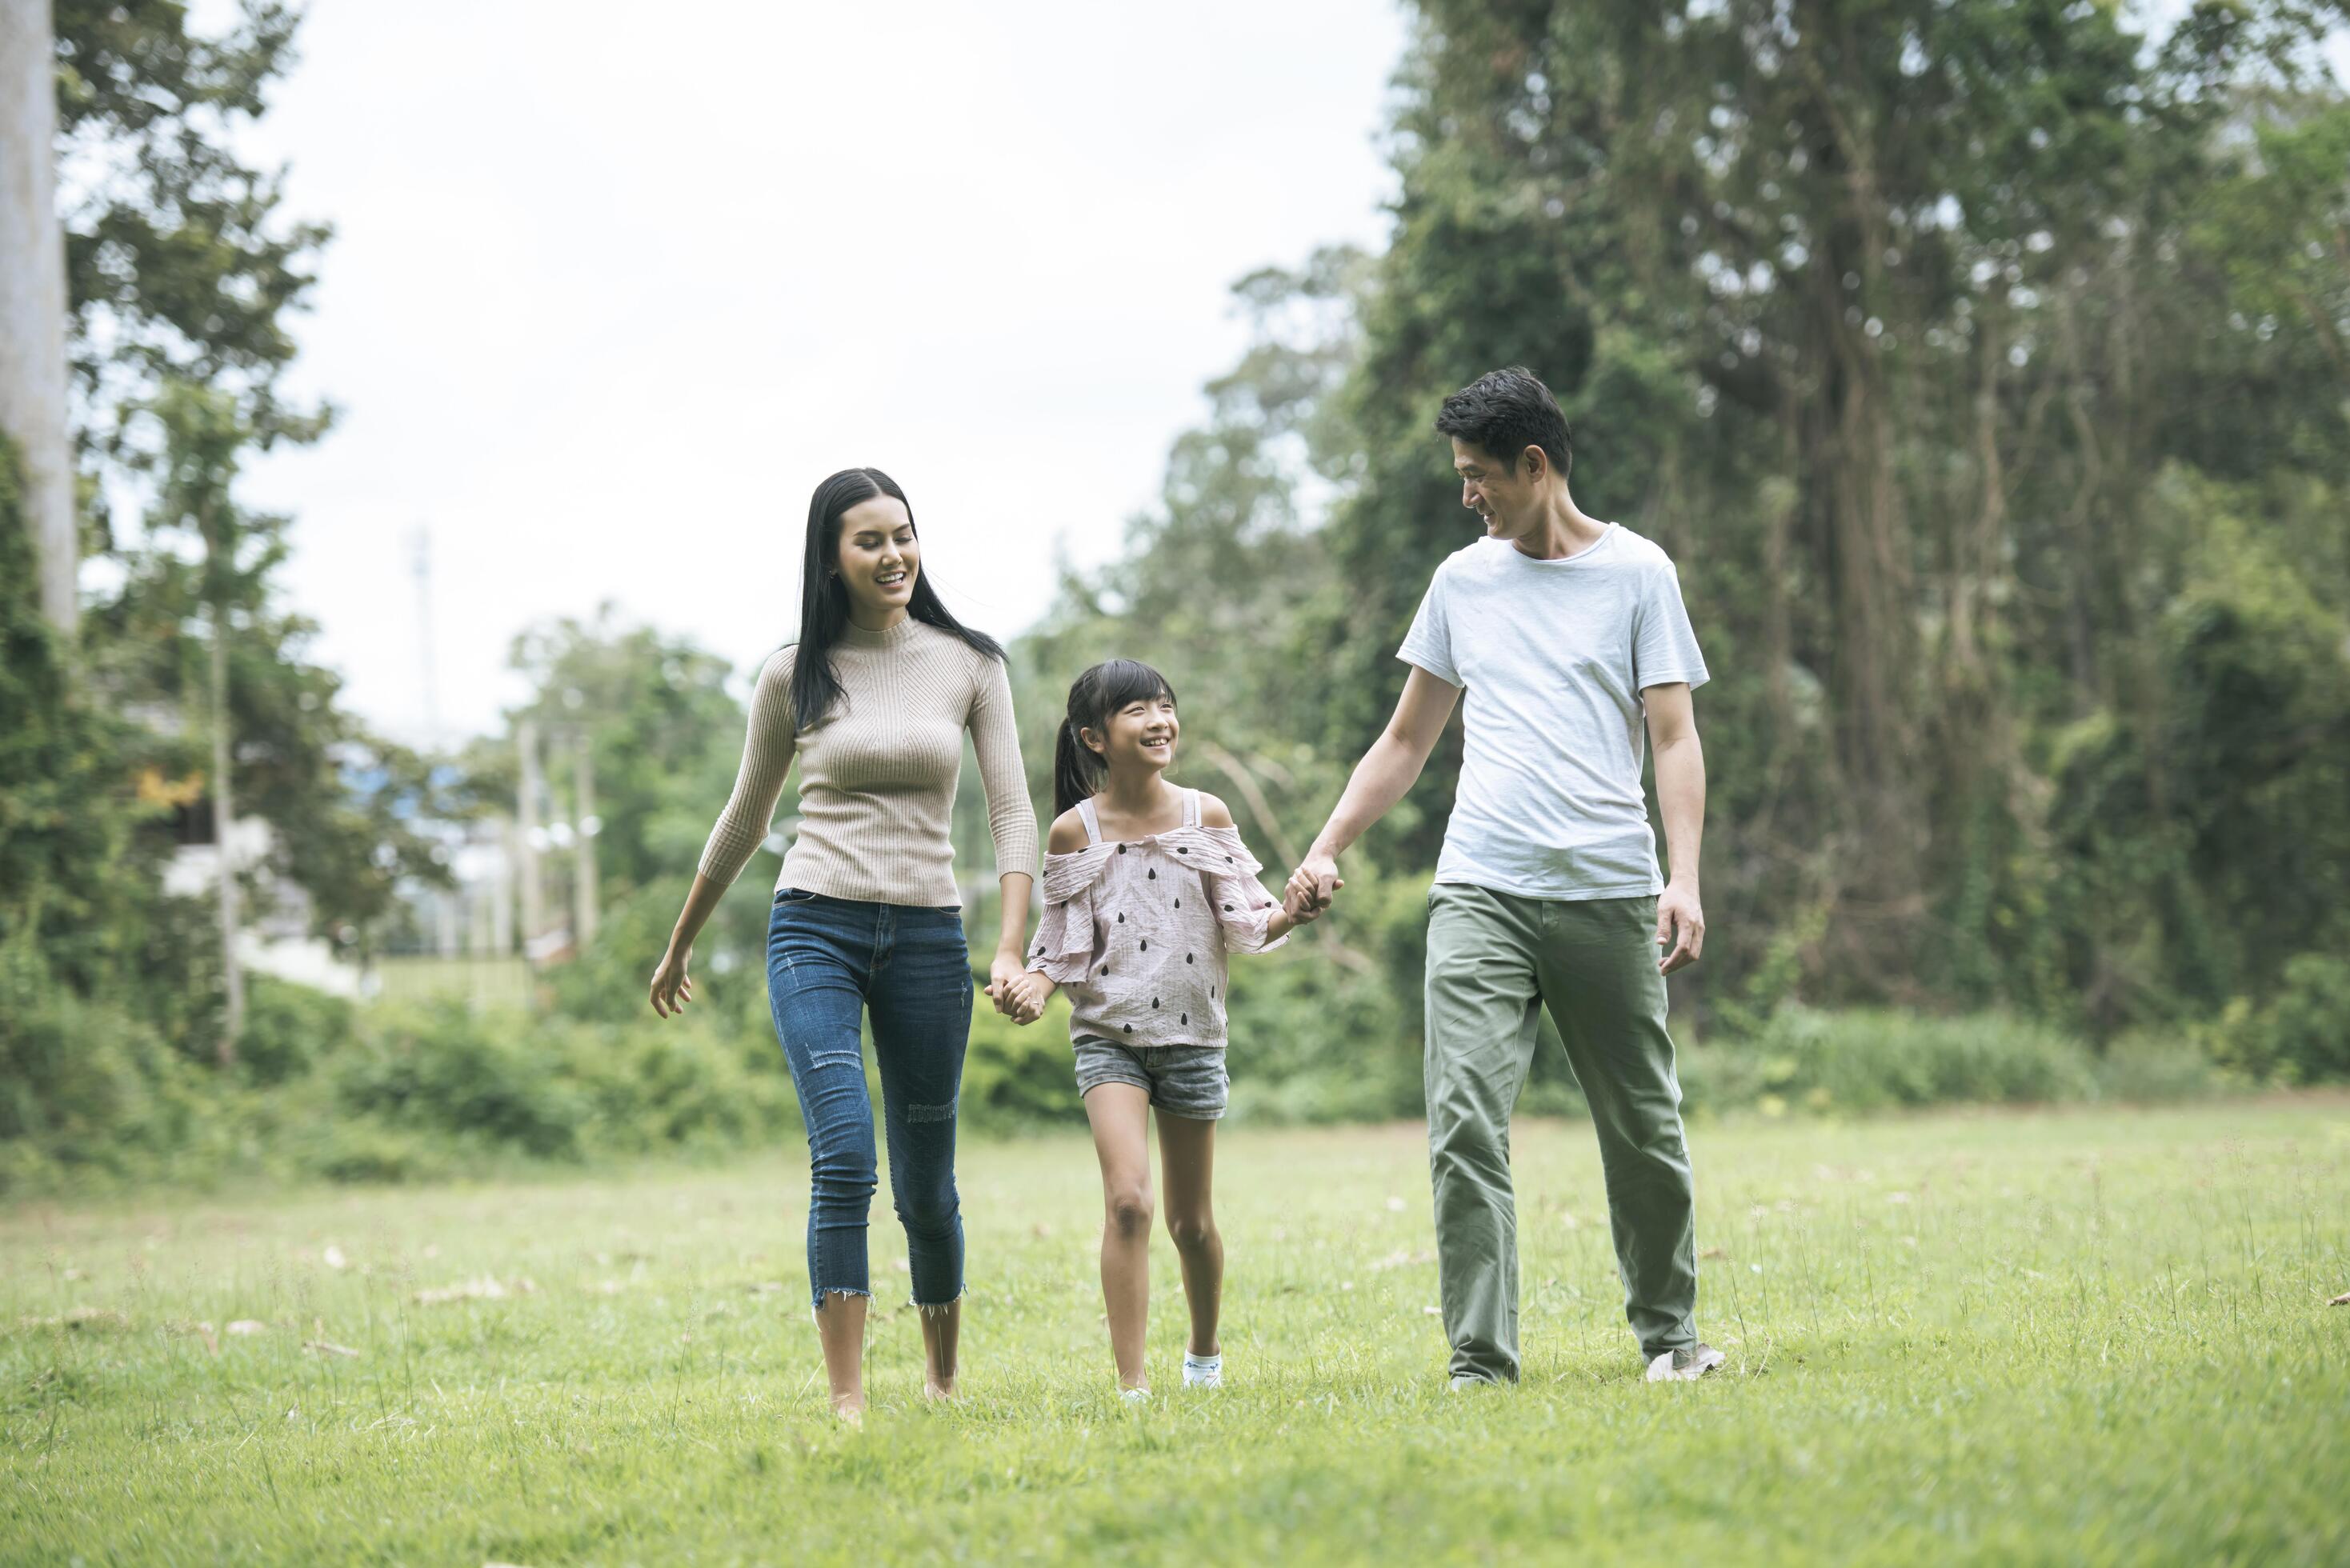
left=649, top=944, right=695, bottom=1018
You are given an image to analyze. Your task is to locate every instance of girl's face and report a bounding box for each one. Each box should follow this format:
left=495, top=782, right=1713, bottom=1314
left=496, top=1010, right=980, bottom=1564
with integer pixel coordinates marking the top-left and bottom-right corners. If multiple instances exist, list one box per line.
left=834, top=496, right=919, bottom=623
left=1086, top=689, right=1179, bottom=776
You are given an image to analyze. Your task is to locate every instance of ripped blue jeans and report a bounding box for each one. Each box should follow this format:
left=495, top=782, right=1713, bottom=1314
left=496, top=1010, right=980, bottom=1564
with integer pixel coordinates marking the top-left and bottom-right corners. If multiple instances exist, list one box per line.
left=767, top=889, right=972, bottom=1312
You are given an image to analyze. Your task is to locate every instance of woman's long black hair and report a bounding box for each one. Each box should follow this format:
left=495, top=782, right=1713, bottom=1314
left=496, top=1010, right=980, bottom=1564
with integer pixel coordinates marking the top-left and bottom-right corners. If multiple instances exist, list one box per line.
left=1053, top=658, right=1179, bottom=819
left=788, top=466, right=1004, bottom=729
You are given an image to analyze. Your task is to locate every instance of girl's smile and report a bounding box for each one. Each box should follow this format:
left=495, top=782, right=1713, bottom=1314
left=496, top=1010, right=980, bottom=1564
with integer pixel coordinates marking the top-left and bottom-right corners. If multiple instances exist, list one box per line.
left=1091, top=694, right=1180, bottom=774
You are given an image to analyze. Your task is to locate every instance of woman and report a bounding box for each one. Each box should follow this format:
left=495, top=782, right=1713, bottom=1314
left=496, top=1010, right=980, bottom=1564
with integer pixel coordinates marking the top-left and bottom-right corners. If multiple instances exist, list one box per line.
left=648, top=466, right=1039, bottom=1419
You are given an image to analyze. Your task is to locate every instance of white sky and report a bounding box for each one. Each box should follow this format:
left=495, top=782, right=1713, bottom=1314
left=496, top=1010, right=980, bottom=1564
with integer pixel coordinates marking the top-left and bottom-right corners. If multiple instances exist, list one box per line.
left=206, top=0, right=1412, bottom=745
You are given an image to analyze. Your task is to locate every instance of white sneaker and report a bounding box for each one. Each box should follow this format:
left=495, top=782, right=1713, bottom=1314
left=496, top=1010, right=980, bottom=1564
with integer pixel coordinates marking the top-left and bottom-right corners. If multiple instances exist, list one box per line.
left=1119, top=1385, right=1151, bottom=1404
left=1644, top=1343, right=1727, bottom=1382
left=1183, top=1353, right=1223, bottom=1389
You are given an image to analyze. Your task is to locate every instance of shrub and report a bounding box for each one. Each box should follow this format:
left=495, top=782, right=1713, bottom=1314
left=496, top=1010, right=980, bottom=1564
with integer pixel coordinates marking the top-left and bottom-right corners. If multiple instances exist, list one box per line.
left=237, top=974, right=358, bottom=1085
left=2205, top=953, right=2350, bottom=1085
left=1683, top=1006, right=2100, bottom=1118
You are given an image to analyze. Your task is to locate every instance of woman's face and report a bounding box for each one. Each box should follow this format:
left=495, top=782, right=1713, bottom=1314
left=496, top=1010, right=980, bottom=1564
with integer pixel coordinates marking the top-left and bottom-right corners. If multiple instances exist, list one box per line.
left=1086, top=689, right=1179, bottom=776
left=834, top=496, right=919, bottom=622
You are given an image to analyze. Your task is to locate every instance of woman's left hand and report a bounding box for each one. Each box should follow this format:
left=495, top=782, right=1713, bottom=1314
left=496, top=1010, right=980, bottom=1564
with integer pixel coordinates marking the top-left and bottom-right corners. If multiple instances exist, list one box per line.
left=987, top=952, right=1027, bottom=1016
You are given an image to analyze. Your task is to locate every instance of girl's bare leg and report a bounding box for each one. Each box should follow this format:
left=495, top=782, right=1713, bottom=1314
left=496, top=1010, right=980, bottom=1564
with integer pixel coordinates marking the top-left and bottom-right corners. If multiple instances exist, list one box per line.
left=814, top=1290, right=868, bottom=1417
left=1156, top=1110, right=1223, bottom=1358
left=1084, top=1082, right=1156, bottom=1389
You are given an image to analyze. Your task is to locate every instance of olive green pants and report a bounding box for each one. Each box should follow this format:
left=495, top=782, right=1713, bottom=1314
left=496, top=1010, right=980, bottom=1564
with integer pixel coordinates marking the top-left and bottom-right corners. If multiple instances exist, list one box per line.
left=1424, top=884, right=1698, bottom=1381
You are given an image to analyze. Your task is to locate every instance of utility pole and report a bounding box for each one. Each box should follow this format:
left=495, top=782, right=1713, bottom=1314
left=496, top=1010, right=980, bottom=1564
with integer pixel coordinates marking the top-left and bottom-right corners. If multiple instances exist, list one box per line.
left=491, top=817, right=516, bottom=958
left=516, top=719, right=545, bottom=955
left=0, top=0, right=78, bottom=634
left=411, top=526, right=439, bottom=744
left=572, top=730, right=599, bottom=947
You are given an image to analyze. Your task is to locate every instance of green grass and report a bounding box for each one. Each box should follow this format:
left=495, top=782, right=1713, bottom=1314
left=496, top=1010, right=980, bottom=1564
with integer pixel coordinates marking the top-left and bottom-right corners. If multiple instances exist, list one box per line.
left=6, top=1099, right=2347, bottom=1565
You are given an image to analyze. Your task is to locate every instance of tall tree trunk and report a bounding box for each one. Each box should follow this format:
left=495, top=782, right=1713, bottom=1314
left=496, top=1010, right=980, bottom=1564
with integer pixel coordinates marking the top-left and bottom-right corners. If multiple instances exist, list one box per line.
left=207, top=557, right=243, bottom=1065
left=0, top=0, right=77, bottom=634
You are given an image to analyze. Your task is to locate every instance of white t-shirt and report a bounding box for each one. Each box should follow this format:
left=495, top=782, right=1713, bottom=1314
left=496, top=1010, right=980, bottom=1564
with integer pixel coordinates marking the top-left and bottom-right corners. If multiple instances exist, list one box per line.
left=1396, top=524, right=1708, bottom=902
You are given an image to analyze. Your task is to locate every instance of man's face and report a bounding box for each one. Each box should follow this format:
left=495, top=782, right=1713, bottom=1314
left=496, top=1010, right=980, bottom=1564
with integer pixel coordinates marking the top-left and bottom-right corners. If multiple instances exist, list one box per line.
left=1451, top=438, right=1538, bottom=542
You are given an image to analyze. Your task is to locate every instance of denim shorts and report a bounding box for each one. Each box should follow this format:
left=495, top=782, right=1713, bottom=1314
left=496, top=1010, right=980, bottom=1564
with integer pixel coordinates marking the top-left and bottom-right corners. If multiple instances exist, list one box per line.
left=1073, top=1037, right=1229, bottom=1120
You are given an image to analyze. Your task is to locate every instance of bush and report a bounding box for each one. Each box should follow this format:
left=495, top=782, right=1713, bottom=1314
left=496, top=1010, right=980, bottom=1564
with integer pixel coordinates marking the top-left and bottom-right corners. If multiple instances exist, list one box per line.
left=336, top=1003, right=800, bottom=1163
left=2204, top=953, right=2350, bottom=1085
left=963, top=990, right=1087, bottom=1131
left=2093, top=1030, right=2219, bottom=1102
left=1682, top=1006, right=2100, bottom=1118
left=238, top=974, right=358, bottom=1084
left=0, top=919, right=210, bottom=1190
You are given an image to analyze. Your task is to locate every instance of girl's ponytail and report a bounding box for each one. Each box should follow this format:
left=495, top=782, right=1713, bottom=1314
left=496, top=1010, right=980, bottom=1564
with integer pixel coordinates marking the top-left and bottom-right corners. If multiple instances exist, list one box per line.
left=1053, top=717, right=1102, bottom=820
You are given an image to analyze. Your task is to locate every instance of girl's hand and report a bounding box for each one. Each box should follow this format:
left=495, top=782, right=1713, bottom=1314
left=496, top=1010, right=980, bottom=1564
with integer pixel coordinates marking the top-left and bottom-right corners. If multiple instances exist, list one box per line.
left=987, top=952, right=1027, bottom=1016
left=999, top=971, right=1051, bottom=1026
left=649, top=944, right=694, bottom=1018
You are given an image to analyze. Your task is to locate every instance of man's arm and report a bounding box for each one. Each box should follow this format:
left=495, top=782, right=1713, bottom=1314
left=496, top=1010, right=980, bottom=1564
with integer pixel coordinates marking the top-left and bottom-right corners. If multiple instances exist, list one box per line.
left=1644, top=682, right=1706, bottom=974
left=1286, top=666, right=1463, bottom=913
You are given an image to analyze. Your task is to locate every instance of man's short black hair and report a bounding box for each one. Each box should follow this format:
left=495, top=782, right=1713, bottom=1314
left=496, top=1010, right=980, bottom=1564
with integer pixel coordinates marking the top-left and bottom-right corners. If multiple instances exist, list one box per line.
left=1435, top=366, right=1573, bottom=478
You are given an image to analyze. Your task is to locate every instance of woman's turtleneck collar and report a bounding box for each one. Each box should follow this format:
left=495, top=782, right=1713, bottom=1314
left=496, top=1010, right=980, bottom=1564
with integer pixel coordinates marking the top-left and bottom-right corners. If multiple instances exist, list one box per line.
left=837, top=615, right=923, bottom=650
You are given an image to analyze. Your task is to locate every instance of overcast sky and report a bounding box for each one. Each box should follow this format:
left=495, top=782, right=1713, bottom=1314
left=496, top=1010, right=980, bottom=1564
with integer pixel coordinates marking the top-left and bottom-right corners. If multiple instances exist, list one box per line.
left=191, top=2, right=2340, bottom=749
left=200, top=0, right=1413, bottom=745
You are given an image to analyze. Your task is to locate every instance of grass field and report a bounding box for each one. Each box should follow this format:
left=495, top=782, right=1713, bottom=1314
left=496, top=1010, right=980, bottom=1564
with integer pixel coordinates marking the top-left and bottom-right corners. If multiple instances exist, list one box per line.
left=6, top=1098, right=2348, bottom=1565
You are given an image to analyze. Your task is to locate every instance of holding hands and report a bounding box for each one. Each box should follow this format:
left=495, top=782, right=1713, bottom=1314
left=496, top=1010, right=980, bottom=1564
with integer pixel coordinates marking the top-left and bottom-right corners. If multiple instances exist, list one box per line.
left=1283, top=850, right=1344, bottom=922
left=987, top=962, right=1051, bottom=1026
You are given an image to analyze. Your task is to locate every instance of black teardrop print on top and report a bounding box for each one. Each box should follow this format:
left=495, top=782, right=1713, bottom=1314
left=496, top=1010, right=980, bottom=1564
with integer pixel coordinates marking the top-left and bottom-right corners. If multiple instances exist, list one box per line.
left=1152, top=998, right=1159, bottom=1008
left=1223, top=903, right=1233, bottom=911
left=1147, top=868, right=1156, bottom=880
left=1174, top=899, right=1180, bottom=910
left=1176, top=847, right=1187, bottom=854
left=1124, top=1024, right=1133, bottom=1034
left=1210, top=986, right=1216, bottom=999
left=1187, top=953, right=1195, bottom=965
left=1117, top=845, right=1127, bottom=854
left=1117, top=913, right=1124, bottom=923
left=1181, top=1013, right=1187, bottom=1026
left=1140, top=940, right=1148, bottom=951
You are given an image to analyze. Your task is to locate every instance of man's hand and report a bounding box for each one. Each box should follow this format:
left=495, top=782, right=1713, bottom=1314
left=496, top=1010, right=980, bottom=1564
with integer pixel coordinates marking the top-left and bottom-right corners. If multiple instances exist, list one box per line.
left=1284, top=850, right=1344, bottom=918
left=1656, top=882, right=1705, bottom=975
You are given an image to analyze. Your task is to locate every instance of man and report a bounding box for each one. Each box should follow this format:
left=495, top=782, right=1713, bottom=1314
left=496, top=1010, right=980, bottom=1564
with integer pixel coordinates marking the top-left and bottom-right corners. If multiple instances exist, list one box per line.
left=1287, top=366, right=1723, bottom=1386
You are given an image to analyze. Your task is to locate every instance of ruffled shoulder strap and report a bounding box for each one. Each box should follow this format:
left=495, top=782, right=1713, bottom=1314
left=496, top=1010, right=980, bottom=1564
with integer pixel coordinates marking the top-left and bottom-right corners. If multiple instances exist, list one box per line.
left=1041, top=842, right=1118, bottom=905
left=1155, top=822, right=1264, bottom=879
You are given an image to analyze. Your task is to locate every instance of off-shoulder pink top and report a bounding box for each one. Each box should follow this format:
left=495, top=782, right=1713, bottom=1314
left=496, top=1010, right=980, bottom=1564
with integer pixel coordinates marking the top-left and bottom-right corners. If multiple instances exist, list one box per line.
left=1026, top=788, right=1286, bottom=1050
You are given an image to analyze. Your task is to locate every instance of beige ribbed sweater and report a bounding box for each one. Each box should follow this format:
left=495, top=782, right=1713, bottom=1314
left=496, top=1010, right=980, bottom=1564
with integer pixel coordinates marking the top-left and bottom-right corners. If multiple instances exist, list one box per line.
left=697, top=619, right=1039, bottom=907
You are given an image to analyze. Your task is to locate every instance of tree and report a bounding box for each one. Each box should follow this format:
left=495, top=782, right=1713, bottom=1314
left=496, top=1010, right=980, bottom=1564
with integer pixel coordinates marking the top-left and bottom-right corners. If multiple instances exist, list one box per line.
left=1299, top=0, right=2350, bottom=1030
left=0, top=0, right=76, bottom=633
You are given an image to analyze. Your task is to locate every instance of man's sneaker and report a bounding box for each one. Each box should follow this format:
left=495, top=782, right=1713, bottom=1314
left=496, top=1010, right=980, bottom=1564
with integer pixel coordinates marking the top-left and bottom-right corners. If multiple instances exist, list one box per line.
left=1448, top=1373, right=1503, bottom=1392
left=1644, top=1343, right=1727, bottom=1382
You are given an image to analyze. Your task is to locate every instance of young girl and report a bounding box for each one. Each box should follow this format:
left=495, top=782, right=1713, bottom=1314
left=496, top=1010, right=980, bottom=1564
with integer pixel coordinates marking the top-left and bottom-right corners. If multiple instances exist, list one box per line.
left=999, top=659, right=1319, bottom=1400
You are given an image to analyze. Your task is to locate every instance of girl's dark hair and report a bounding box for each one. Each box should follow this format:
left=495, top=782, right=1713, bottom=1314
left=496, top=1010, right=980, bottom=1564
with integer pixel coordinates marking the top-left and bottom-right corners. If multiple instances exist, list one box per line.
left=788, top=466, right=1005, bottom=729
left=1054, top=659, right=1178, bottom=818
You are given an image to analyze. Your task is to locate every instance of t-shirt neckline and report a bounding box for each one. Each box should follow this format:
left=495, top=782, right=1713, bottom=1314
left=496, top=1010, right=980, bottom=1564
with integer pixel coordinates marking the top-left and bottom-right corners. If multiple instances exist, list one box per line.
left=1502, top=521, right=1616, bottom=567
